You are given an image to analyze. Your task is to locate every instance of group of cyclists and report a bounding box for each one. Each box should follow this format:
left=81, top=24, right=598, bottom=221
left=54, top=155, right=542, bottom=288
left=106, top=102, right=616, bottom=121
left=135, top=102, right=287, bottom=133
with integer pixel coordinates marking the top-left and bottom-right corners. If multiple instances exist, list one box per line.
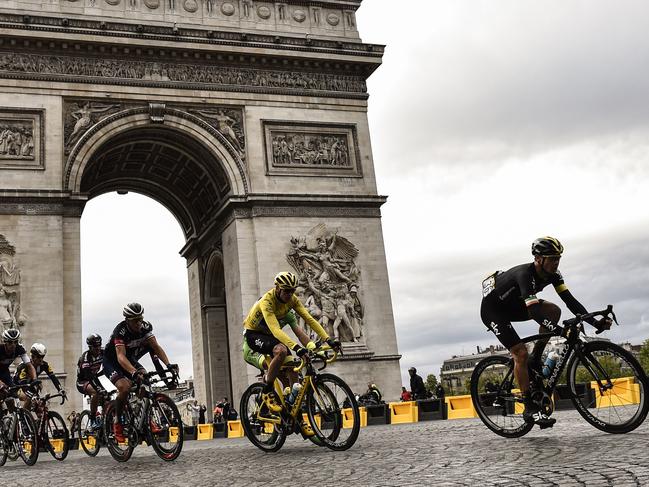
left=0, top=236, right=625, bottom=462
left=0, top=302, right=178, bottom=445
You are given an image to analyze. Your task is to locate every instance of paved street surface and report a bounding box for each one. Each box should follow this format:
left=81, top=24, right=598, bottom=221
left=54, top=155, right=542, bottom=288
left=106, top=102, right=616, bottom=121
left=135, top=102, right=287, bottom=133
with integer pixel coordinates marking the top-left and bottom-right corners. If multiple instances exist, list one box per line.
left=2, top=410, right=648, bottom=486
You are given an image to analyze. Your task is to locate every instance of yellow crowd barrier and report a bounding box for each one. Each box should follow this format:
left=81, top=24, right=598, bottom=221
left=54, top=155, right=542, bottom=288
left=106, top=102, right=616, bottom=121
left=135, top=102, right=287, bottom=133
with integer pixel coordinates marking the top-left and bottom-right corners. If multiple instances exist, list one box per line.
left=80, top=435, right=96, bottom=450
left=169, top=426, right=180, bottom=443
left=49, top=439, right=65, bottom=453
left=227, top=420, right=245, bottom=438
left=389, top=401, right=418, bottom=424
left=445, top=394, right=478, bottom=419
left=303, top=413, right=322, bottom=429
left=591, top=377, right=640, bottom=408
left=342, top=407, right=367, bottom=428
left=197, top=423, right=214, bottom=440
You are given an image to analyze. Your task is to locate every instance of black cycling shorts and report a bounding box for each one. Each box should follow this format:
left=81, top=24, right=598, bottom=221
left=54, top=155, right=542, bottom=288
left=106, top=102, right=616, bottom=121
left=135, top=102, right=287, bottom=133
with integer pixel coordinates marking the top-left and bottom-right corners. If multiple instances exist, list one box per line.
left=102, top=358, right=145, bottom=385
left=245, top=330, right=286, bottom=355
left=480, top=298, right=534, bottom=349
left=0, top=368, right=13, bottom=388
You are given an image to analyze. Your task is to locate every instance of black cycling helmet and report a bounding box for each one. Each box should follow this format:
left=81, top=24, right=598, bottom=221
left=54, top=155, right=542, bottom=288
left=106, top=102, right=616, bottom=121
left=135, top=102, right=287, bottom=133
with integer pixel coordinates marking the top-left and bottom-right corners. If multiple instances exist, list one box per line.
left=123, top=302, right=144, bottom=319
left=2, top=328, right=20, bottom=343
left=531, top=236, right=564, bottom=257
left=86, top=333, right=102, bottom=347
left=274, top=271, right=299, bottom=290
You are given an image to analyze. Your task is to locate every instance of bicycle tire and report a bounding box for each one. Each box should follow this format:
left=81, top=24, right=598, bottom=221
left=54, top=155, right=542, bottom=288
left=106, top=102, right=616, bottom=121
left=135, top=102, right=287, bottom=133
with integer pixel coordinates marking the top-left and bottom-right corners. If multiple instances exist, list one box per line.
left=306, top=373, right=360, bottom=451
left=0, top=416, right=10, bottom=466
left=103, top=402, right=134, bottom=462
left=148, top=393, right=184, bottom=461
left=566, top=340, right=649, bottom=433
left=77, top=410, right=101, bottom=457
left=470, top=355, right=534, bottom=438
left=44, top=411, right=70, bottom=461
left=239, top=382, right=286, bottom=453
left=16, top=408, right=39, bottom=466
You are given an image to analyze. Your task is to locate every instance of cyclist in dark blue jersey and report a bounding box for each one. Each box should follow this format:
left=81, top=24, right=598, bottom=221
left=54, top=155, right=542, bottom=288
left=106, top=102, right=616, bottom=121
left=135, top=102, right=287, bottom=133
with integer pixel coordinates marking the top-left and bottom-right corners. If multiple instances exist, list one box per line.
left=103, top=303, right=177, bottom=442
left=480, top=237, right=611, bottom=427
left=0, top=328, right=35, bottom=399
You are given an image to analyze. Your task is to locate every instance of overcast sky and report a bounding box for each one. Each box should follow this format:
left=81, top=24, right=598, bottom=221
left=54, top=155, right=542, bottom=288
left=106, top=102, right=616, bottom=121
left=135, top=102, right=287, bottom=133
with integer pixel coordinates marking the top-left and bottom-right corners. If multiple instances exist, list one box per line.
left=81, top=1, right=649, bottom=394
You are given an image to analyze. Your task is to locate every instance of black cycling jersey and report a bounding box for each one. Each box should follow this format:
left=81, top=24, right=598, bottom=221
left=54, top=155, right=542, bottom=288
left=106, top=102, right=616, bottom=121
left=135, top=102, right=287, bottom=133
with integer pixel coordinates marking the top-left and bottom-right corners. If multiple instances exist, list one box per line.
left=104, top=320, right=154, bottom=365
left=0, top=342, right=28, bottom=371
left=14, top=360, right=62, bottom=390
left=482, top=263, right=567, bottom=316
left=76, top=349, right=104, bottom=382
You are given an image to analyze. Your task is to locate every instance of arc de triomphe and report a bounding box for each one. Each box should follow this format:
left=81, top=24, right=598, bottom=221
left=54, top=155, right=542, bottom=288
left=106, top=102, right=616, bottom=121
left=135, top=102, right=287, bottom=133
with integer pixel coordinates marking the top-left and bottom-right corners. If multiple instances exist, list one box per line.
left=0, top=0, right=401, bottom=413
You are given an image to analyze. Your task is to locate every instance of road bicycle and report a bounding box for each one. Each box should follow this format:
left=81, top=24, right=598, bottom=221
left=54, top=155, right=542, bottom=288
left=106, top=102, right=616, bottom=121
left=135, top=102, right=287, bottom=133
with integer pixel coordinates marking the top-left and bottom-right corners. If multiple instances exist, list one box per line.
left=78, top=387, right=116, bottom=457
left=0, top=382, right=39, bottom=466
left=103, top=367, right=183, bottom=462
left=471, top=305, right=649, bottom=437
left=240, top=343, right=360, bottom=452
left=31, top=389, right=69, bottom=461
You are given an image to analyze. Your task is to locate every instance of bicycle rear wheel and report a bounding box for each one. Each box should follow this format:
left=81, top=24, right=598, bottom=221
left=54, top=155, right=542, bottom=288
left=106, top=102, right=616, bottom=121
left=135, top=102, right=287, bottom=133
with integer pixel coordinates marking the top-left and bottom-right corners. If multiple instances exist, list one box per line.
left=148, top=393, right=184, bottom=461
left=470, top=355, right=534, bottom=438
left=44, top=411, right=70, bottom=461
left=103, top=403, right=134, bottom=462
left=239, top=382, right=286, bottom=453
left=306, top=373, right=359, bottom=451
left=15, top=408, right=38, bottom=466
left=77, top=410, right=100, bottom=456
left=567, top=340, right=649, bottom=433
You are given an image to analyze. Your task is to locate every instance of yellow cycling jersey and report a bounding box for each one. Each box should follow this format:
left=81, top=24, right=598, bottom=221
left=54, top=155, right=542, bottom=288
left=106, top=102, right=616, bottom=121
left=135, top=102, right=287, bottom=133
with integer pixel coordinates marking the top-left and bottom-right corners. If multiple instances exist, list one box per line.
left=243, top=288, right=329, bottom=350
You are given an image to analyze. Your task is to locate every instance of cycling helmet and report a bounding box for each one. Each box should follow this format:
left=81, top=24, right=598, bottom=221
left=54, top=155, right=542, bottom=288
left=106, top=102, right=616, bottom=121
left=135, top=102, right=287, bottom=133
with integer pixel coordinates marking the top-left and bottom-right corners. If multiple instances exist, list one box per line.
left=86, top=333, right=102, bottom=347
left=123, top=302, right=144, bottom=319
left=2, top=328, right=20, bottom=343
left=30, top=343, right=47, bottom=357
left=274, top=271, right=299, bottom=290
left=531, top=236, right=564, bottom=257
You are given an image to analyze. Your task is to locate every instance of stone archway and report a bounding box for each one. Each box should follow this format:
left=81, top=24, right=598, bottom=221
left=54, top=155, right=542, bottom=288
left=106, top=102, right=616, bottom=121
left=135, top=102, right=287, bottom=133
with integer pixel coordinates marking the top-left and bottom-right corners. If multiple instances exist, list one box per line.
left=70, top=108, right=243, bottom=409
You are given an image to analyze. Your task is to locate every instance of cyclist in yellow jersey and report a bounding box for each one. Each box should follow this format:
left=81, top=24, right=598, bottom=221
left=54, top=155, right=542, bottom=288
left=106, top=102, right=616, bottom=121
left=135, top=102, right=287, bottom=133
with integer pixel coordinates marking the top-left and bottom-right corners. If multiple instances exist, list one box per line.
left=243, top=271, right=341, bottom=432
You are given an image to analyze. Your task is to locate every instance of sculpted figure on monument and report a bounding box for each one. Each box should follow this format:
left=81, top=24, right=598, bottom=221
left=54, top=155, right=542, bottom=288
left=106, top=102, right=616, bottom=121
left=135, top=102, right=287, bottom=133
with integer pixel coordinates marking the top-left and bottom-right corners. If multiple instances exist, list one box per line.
left=271, top=133, right=350, bottom=167
left=0, top=235, right=25, bottom=332
left=190, top=108, right=245, bottom=154
left=286, top=224, right=364, bottom=343
left=0, top=123, right=34, bottom=159
left=65, top=102, right=119, bottom=151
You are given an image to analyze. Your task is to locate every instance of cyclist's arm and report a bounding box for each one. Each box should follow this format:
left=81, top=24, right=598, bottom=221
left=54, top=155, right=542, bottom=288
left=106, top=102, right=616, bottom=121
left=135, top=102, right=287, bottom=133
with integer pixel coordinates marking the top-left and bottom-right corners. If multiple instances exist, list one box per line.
left=146, top=336, right=170, bottom=366
left=293, top=326, right=312, bottom=346
left=292, top=297, right=329, bottom=341
left=115, top=344, right=138, bottom=376
left=45, top=363, right=63, bottom=391
left=24, top=362, right=36, bottom=381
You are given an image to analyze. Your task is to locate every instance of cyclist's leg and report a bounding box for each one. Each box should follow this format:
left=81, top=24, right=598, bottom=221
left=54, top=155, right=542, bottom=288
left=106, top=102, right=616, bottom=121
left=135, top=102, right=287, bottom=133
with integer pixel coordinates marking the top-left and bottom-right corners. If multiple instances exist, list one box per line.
left=245, top=331, right=283, bottom=412
left=529, top=300, right=561, bottom=368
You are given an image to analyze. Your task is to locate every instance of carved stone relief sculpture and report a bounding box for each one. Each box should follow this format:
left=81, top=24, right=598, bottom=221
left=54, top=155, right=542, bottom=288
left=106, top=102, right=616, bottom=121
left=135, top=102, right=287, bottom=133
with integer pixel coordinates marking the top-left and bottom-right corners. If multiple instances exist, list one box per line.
left=0, top=235, right=26, bottom=333
left=0, top=109, right=44, bottom=170
left=189, top=107, right=245, bottom=158
left=263, top=121, right=360, bottom=177
left=287, top=224, right=363, bottom=344
left=63, top=101, right=121, bottom=154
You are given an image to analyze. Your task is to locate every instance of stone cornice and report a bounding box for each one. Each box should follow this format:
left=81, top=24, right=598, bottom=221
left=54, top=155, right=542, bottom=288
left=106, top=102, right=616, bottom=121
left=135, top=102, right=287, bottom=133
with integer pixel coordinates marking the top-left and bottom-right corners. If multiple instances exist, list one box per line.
left=0, top=191, right=87, bottom=217
left=0, top=12, right=384, bottom=60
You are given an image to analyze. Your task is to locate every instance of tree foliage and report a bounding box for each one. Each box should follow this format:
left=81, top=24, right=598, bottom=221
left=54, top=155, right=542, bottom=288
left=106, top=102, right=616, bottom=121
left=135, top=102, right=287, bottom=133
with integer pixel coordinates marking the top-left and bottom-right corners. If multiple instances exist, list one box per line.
left=425, top=374, right=438, bottom=391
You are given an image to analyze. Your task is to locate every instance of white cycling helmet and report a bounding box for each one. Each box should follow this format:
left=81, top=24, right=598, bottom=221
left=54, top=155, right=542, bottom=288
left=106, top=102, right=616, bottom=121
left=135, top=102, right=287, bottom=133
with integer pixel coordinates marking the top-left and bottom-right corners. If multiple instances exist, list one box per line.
left=123, top=302, right=144, bottom=319
left=2, top=328, right=20, bottom=343
left=31, top=342, right=47, bottom=357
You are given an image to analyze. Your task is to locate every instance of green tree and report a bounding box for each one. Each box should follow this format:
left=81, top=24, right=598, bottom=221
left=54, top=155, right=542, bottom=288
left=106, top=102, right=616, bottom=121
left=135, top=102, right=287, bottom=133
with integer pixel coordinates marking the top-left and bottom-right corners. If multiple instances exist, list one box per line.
left=575, top=354, right=623, bottom=383
left=639, top=339, right=649, bottom=374
left=425, top=374, right=438, bottom=392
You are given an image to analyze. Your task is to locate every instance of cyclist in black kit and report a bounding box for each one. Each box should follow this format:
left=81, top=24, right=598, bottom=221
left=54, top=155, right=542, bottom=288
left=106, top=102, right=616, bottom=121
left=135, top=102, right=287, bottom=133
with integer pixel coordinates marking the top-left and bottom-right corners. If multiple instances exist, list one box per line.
left=76, top=334, right=106, bottom=431
left=103, top=303, right=178, bottom=443
left=480, top=237, right=611, bottom=428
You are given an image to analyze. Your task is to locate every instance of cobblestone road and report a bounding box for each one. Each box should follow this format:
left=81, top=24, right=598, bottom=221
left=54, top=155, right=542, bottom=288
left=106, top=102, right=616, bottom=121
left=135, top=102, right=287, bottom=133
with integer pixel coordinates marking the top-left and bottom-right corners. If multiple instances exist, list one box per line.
left=2, top=410, right=648, bottom=486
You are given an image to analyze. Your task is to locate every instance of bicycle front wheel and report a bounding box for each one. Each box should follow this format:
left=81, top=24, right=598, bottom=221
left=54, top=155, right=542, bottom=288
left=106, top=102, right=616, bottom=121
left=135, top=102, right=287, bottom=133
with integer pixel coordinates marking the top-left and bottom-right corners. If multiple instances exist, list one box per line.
left=306, top=373, right=360, bottom=451
left=103, top=403, right=134, bottom=462
left=77, top=410, right=100, bottom=456
left=148, top=393, right=184, bottom=461
left=566, top=340, right=649, bottom=433
left=239, top=382, right=286, bottom=453
left=471, top=355, right=534, bottom=438
left=15, top=408, right=39, bottom=466
left=44, top=411, right=70, bottom=461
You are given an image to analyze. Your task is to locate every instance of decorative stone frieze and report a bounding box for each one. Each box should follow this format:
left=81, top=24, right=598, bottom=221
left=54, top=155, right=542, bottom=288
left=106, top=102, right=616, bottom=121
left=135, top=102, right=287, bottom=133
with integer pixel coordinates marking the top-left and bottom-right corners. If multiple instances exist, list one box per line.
left=0, top=51, right=367, bottom=99
left=263, top=121, right=361, bottom=177
left=0, top=109, right=44, bottom=170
